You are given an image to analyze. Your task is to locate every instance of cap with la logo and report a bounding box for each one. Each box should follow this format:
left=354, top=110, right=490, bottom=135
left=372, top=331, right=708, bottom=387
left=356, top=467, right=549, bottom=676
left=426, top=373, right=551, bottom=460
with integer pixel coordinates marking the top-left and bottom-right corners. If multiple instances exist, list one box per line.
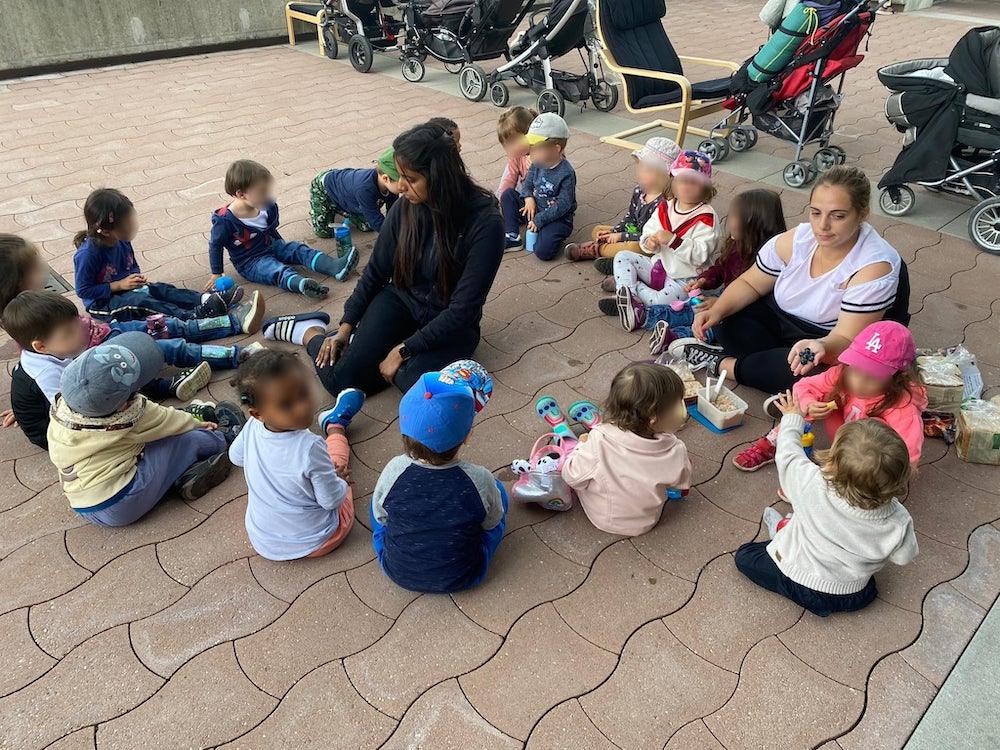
left=838, top=321, right=916, bottom=380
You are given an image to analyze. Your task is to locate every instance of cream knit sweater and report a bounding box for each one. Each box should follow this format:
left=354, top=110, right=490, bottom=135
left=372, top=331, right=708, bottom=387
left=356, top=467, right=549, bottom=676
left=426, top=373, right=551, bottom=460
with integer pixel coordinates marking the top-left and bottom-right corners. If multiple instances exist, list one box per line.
left=768, top=414, right=918, bottom=595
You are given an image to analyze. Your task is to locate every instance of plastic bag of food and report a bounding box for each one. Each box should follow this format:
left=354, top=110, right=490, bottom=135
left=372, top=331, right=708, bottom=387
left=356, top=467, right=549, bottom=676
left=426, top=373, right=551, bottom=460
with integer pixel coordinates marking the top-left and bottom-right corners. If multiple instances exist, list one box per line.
left=956, top=398, right=1000, bottom=465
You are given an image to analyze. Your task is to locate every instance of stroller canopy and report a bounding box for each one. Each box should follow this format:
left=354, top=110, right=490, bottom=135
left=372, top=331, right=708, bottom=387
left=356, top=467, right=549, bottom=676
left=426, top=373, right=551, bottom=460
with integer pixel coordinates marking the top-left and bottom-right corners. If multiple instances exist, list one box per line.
left=879, top=25, right=1000, bottom=188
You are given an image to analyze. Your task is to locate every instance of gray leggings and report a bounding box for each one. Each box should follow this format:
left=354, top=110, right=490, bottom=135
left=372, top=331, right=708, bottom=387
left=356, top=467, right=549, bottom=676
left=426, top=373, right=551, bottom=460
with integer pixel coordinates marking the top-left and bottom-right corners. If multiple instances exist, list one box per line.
left=79, top=430, right=226, bottom=527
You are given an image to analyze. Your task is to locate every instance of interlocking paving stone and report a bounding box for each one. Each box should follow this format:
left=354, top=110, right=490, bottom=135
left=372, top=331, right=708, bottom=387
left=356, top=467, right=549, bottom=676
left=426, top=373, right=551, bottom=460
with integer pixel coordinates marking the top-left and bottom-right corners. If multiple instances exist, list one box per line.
left=0, top=608, right=56, bottom=697
left=0, top=484, right=87, bottom=558
left=664, top=720, right=727, bottom=749
left=46, top=727, right=96, bottom=750
left=900, top=584, right=986, bottom=687
left=876, top=532, right=969, bottom=614
left=526, top=700, right=617, bottom=749
left=950, top=525, right=1000, bottom=609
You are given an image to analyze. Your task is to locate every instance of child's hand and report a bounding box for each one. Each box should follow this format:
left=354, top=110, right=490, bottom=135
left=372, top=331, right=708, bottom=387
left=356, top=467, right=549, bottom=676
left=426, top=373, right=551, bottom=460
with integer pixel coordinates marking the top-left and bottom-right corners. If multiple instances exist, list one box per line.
left=522, top=197, right=537, bottom=220
left=112, top=273, right=146, bottom=292
left=685, top=278, right=706, bottom=293
left=773, top=390, right=801, bottom=416
left=527, top=220, right=538, bottom=232
left=1, top=409, right=17, bottom=429
left=196, top=421, right=218, bottom=431
left=805, top=401, right=836, bottom=420
left=204, top=274, right=222, bottom=292
left=598, top=231, right=623, bottom=244
left=337, top=464, right=352, bottom=483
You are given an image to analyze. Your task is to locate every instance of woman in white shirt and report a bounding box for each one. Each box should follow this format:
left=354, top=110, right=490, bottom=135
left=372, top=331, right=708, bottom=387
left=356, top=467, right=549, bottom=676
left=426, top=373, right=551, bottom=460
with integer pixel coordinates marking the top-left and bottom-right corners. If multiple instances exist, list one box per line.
left=674, top=167, right=910, bottom=394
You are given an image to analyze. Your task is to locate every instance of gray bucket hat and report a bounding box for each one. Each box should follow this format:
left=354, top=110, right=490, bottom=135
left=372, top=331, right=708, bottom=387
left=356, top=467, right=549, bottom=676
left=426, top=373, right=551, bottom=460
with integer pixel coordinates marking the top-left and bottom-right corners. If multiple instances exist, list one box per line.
left=60, top=332, right=164, bottom=417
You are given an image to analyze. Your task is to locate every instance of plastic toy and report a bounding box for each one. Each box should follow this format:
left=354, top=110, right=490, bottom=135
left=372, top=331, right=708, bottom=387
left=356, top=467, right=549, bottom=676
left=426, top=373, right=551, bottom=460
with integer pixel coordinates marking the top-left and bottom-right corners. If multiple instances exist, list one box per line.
left=510, top=434, right=576, bottom=511
left=670, top=287, right=703, bottom=312
left=801, top=423, right=814, bottom=459
left=666, top=488, right=689, bottom=501
left=213, top=275, right=236, bottom=293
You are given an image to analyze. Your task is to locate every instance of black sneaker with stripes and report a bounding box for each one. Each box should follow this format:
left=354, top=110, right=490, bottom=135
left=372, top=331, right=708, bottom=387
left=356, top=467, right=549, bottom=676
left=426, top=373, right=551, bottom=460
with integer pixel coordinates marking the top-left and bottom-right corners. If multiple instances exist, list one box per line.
left=668, top=337, right=725, bottom=378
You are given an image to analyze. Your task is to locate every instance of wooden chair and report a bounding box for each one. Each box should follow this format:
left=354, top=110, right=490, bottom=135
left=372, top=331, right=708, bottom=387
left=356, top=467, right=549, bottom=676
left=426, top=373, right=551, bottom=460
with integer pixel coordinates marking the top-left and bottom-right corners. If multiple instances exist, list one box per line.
left=285, top=2, right=330, bottom=56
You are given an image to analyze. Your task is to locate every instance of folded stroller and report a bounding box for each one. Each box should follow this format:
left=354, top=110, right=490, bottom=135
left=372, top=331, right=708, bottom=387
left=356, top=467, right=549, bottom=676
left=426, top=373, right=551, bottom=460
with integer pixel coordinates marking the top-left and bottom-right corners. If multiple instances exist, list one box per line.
left=705, top=0, right=874, bottom=188
left=396, top=0, right=536, bottom=85
left=467, top=0, right=618, bottom=116
left=878, top=26, right=1000, bottom=255
left=319, top=0, right=406, bottom=71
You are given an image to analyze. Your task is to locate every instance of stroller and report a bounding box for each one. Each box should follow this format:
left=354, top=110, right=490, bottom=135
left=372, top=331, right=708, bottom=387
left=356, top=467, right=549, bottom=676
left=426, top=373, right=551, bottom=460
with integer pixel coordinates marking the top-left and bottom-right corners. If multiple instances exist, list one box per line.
left=704, top=0, right=874, bottom=188
left=396, top=0, right=536, bottom=86
left=878, top=26, right=1000, bottom=255
left=470, top=0, right=618, bottom=116
left=319, top=0, right=407, bottom=71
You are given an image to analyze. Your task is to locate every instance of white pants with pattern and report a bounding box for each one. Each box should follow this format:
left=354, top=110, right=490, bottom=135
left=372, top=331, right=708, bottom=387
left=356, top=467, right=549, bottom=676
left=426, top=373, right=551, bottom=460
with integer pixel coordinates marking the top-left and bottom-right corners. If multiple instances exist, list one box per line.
left=612, top=251, right=689, bottom=307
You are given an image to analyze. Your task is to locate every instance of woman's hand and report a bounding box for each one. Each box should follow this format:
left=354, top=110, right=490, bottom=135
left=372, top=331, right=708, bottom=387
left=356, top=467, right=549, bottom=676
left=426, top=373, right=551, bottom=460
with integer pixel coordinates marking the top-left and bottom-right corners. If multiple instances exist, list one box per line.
left=692, top=306, right=724, bottom=341
left=788, top=339, right=827, bottom=377
left=379, top=344, right=406, bottom=384
left=692, top=296, right=716, bottom=312
left=773, top=390, right=801, bottom=416
left=315, top=328, right=350, bottom=369
left=1, top=409, right=17, bottom=429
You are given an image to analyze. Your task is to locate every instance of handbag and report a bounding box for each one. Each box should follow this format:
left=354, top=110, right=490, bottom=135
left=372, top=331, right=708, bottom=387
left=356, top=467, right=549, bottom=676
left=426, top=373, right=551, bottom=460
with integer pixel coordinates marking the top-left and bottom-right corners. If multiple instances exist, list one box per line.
left=510, top=433, right=577, bottom=512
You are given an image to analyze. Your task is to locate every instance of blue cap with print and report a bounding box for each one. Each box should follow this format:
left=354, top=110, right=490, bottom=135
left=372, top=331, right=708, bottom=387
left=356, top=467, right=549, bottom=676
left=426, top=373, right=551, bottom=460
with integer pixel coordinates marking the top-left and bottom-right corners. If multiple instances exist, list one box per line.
left=399, top=371, right=475, bottom=453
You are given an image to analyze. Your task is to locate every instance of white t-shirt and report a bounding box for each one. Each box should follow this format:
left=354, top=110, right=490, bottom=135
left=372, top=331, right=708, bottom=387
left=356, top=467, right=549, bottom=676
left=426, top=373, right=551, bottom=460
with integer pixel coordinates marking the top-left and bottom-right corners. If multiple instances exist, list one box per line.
left=239, top=209, right=269, bottom=230
left=229, top=417, right=349, bottom=561
left=19, top=350, right=73, bottom=403
left=755, top=222, right=901, bottom=329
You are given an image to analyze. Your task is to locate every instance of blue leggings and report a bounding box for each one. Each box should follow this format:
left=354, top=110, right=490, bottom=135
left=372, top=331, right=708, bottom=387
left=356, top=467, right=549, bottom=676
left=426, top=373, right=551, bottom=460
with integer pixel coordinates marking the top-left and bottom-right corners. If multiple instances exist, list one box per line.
left=235, top=239, right=326, bottom=292
left=499, top=188, right=573, bottom=262
left=109, top=317, right=241, bottom=369
left=90, top=282, right=204, bottom=321
left=370, top=480, right=509, bottom=588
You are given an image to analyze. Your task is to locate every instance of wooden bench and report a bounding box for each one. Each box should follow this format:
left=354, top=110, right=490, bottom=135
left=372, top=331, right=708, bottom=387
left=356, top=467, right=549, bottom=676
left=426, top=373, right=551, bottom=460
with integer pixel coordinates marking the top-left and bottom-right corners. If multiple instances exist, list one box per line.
left=285, top=2, right=330, bottom=56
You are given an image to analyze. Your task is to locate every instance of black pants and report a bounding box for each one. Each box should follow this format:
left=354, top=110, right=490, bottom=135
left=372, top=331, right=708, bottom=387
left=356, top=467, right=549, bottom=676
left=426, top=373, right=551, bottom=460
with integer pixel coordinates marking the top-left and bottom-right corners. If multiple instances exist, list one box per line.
left=307, top=286, right=480, bottom=397
left=734, top=541, right=877, bottom=617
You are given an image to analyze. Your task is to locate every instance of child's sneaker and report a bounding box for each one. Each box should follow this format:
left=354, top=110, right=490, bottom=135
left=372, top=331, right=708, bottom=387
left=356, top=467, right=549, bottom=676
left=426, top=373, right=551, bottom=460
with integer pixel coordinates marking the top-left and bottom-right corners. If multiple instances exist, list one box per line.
left=176, top=451, right=232, bottom=501
left=318, top=387, right=366, bottom=432
left=215, top=285, right=244, bottom=308
left=213, top=401, right=247, bottom=445
left=195, top=293, right=229, bottom=319
left=733, top=435, right=777, bottom=472
left=301, top=278, right=329, bottom=300
left=593, top=257, right=614, bottom=276
left=649, top=320, right=678, bottom=356
left=238, top=341, right=266, bottom=363
left=535, top=395, right=574, bottom=438
left=565, top=241, right=600, bottom=261
left=504, top=232, right=523, bottom=251
left=568, top=400, right=602, bottom=429
left=185, top=400, right=217, bottom=422
left=171, top=362, right=212, bottom=401
left=334, top=246, right=360, bottom=282
left=616, top=286, right=646, bottom=332
left=232, top=290, right=264, bottom=334
left=668, top=338, right=725, bottom=377
left=600, top=276, right=616, bottom=293
left=597, top=298, right=617, bottom=316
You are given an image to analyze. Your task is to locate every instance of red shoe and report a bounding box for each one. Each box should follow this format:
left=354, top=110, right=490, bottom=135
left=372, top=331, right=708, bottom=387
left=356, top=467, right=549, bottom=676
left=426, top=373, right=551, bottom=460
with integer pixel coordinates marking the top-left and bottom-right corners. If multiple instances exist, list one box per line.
left=565, top=240, right=601, bottom=261
left=733, top=436, right=776, bottom=472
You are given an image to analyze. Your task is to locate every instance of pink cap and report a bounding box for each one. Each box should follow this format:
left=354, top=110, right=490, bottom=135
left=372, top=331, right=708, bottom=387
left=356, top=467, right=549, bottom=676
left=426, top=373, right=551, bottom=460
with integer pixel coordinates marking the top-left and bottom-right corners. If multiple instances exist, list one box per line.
left=670, top=150, right=713, bottom=183
left=838, top=321, right=916, bottom=380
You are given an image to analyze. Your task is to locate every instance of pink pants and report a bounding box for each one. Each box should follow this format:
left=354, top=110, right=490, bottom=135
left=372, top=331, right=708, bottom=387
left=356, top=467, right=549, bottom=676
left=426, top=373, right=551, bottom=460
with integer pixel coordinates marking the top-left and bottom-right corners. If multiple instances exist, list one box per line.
left=305, top=429, right=356, bottom=557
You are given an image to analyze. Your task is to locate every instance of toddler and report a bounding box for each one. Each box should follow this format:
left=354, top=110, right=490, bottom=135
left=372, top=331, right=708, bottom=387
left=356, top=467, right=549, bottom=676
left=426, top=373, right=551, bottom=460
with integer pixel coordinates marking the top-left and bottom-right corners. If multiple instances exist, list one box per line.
left=74, top=189, right=243, bottom=321
left=500, top=112, right=576, bottom=261
left=735, top=321, right=926, bottom=472
left=229, top=350, right=363, bottom=560
left=566, top=136, right=678, bottom=262
left=735, top=393, right=918, bottom=617
left=600, top=151, right=720, bottom=318
left=371, top=366, right=507, bottom=593
left=495, top=106, right=536, bottom=197
left=562, top=363, right=691, bottom=536
left=309, top=146, right=402, bottom=236
left=209, top=160, right=359, bottom=299
left=47, top=333, right=241, bottom=527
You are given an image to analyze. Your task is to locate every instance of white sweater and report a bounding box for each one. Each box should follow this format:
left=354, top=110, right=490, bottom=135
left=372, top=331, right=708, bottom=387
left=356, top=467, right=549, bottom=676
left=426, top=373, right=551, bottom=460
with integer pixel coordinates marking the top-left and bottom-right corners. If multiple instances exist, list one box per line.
left=768, top=414, right=918, bottom=595
left=639, top=199, right=720, bottom=280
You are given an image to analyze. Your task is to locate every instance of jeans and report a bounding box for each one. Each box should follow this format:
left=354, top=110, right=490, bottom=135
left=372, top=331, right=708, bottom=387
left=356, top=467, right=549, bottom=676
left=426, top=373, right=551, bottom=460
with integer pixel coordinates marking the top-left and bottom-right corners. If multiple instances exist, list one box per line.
left=90, top=282, right=204, bottom=321
left=734, top=541, right=877, bottom=617
left=369, top=480, right=509, bottom=589
left=236, top=240, right=323, bottom=290
left=109, top=317, right=241, bottom=369
left=77, top=430, right=226, bottom=527
left=306, top=286, right=480, bottom=397
left=499, top=188, right=573, bottom=261
left=641, top=302, right=716, bottom=342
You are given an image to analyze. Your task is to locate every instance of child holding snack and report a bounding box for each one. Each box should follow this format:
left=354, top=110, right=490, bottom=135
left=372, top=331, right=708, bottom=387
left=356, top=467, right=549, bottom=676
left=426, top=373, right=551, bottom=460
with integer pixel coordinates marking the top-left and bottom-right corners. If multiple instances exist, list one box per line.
left=309, top=147, right=402, bottom=236
left=735, top=321, right=926, bottom=472
left=209, top=160, right=359, bottom=299
left=735, top=391, right=918, bottom=616
left=565, top=136, right=678, bottom=262
left=495, top=106, right=536, bottom=198
left=599, top=151, right=721, bottom=318
left=229, top=350, right=364, bottom=560
left=562, top=363, right=691, bottom=536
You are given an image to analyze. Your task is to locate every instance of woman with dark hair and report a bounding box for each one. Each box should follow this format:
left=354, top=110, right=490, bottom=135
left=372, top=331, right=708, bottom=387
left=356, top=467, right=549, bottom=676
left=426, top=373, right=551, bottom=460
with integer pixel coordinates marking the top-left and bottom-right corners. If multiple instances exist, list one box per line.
left=262, top=122, right=504, bottom=396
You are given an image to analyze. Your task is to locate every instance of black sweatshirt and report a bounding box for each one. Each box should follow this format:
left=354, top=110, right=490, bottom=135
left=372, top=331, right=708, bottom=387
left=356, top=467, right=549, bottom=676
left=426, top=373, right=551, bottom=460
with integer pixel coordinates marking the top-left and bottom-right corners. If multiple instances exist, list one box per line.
left=10, top=364, right=49, bottom=450
left=341, top=194, right=504, bottom=356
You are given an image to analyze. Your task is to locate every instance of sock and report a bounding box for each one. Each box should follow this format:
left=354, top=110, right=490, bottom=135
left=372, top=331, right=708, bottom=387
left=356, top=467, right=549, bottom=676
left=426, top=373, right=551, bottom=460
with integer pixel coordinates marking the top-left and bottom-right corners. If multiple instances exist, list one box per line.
left=283, top=273, right=304, bottom=293
left=309, top=251, right=347, bottom=276
left=263, top=317, right=327, bottom=345
left=200, top=292, right=211, bottom=303
left=765, top=426, right=779, bottom=445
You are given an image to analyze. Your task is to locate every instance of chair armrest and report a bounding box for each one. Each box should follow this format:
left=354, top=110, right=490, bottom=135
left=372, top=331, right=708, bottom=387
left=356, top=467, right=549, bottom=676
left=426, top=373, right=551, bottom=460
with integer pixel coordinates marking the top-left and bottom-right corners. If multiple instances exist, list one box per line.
left=599, top=61, right=693, bottom=101
left=678, top=55, right=740, bottom=73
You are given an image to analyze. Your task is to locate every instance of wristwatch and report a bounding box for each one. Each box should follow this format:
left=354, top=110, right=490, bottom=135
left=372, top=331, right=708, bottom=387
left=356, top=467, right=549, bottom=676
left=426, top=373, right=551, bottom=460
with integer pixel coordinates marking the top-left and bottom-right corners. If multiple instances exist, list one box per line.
left=398, top=345, right=411, bottom=361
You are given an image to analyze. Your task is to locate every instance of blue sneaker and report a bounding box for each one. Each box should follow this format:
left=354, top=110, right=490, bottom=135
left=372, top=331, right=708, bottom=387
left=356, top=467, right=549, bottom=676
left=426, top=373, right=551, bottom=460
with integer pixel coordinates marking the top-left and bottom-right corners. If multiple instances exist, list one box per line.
left=334, top=246, right=360, bottom=282
left=504, top=232, right=522, bottom=251
left=318, top=388, right=366, bottom=432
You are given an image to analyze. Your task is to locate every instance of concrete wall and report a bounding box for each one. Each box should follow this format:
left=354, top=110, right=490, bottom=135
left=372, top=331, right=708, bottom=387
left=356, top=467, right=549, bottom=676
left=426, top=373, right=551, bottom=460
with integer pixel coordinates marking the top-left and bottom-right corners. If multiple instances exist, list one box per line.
left=0, top=0, right=292, bottom=75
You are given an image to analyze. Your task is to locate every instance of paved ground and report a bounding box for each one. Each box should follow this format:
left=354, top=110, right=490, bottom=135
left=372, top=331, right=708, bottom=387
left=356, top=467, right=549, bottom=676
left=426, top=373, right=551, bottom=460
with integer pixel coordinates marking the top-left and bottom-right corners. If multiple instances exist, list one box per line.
left=1, top=3, right=999, bottom=748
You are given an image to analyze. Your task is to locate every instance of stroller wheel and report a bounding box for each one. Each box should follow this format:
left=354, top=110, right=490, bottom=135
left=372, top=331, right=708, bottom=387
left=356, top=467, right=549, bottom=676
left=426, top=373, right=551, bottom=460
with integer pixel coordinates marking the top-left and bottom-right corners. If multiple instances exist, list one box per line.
left=828, top=145, right=847, bottom=165
left=321, top=24, right=339, bottom=59
left=591, top=81, right=619, bottom=113
left=537, top=88, right=565, bottom=117
left=727, top=126, right=756, bottom=153
left=401, top=57, right=425, bottom=83
left=813, top=148, right=840, bottom=174
left=348, top=35, right=374, bottom=73
left=698, top=137, right=730, bottom=163
left=444, top=61, right=465, bottom=74
left=968, top=197, right=1000, bottom=255
left=490, top=82, right=511, bottom=108
left=782, top=160, right=816, bottom=189
left=459, top=64, right=488, bottom=102
left=878, top=186, right=916, bottom=218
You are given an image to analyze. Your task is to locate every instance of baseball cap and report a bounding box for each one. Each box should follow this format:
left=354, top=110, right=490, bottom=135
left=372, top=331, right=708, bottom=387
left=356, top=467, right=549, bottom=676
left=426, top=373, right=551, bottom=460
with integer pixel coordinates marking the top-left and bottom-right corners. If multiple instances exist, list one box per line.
left=838, top=321, right=916, bottom=380
left=376, top=147, right=400, bottom=181
left=670, top=150, right=713, bottom=182
left=524, top=113, right=570, bottom=145
left=399, top=371, right=476, bottom=453
left=60, top=332, right=164, bottom=417
left=632, top=137, right=681, bottom=173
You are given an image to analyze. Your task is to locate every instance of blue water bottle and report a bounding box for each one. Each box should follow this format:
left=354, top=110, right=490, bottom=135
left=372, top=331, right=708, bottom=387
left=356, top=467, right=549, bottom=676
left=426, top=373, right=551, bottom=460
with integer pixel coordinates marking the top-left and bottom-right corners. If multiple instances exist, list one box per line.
left=213, top=275, right=235, bottom=293
left=525, top=229, right=538, bottom=253
left=334, top=220, right=353, bottom=258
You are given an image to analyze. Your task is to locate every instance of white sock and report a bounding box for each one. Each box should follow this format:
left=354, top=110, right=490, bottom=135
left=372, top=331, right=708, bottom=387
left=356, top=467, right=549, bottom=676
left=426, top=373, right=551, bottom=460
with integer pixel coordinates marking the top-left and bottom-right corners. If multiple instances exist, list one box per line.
left=262, top=317, right=327, bottom=345
left=765, top=426, right=779, bottom=445
left=201, top=292, right=211, bottom=303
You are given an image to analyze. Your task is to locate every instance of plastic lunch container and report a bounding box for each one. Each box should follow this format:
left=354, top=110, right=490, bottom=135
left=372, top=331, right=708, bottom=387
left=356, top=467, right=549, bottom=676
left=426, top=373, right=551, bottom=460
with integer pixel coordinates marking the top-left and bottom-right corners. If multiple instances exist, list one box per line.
left=697, top=385, right=749, bottom=430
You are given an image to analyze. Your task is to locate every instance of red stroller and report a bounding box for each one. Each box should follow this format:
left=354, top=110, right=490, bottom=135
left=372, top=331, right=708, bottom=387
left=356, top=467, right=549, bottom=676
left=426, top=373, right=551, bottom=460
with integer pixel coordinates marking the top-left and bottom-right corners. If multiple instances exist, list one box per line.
left=702, top=0, right=875, bottom=188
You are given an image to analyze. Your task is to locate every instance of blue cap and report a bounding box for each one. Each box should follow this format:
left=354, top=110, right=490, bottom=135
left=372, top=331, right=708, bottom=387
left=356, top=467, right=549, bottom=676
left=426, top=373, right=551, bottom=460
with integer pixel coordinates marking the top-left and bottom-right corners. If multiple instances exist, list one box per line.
left=60, top=332, right=164, bottom=417
left=399, top=371, right=475, bottom=453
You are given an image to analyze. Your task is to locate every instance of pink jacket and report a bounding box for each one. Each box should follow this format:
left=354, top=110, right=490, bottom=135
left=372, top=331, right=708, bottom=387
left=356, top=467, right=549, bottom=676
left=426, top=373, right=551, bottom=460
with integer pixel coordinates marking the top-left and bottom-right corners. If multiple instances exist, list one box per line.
left=793, top=365, right=928, bottom=464
left=562, top=423, right=691, bottom=536
left=497, top=153, right=531, bottom=195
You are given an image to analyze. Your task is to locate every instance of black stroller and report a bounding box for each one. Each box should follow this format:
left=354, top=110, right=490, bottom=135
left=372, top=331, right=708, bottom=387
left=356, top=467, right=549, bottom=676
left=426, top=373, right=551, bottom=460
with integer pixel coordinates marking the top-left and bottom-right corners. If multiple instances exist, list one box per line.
left=471, top=0, right=618, bottom=116
left=878, top=26, right=1000, bottom=254
left=396, top=0, right=536, bottom=85
left=318, top=0, right=407, bottom=72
